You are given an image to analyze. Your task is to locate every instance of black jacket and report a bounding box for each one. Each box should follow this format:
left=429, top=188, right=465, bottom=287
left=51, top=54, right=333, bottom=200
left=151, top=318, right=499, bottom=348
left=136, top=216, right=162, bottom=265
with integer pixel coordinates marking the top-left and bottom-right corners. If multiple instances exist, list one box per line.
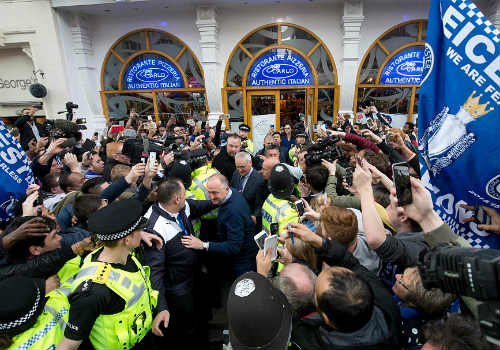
left=0, top=245, right=76, bottom=280
left=212, top=146, right=236, bottom=181
left=230, top=168, right=266, bottom=218
left=14, top=114, right=46, bottom=150
left=143, top=199, right=216, bottom=312
left=291, top=238, right=401, bottom=350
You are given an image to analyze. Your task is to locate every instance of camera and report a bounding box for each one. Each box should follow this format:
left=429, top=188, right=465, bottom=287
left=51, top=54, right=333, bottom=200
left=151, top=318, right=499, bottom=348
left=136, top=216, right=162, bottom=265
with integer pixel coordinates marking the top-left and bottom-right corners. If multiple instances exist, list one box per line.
left=305, top=137, right=342, bottom=167
left=418, top=245, right=500, bottom=346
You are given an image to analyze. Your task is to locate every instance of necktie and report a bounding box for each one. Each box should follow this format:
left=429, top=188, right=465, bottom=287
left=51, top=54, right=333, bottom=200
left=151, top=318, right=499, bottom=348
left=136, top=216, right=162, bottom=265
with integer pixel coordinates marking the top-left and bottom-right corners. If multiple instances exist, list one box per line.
left=177, top=215, right=188, bottom=236
left=239, top=176, right=244, bottom=192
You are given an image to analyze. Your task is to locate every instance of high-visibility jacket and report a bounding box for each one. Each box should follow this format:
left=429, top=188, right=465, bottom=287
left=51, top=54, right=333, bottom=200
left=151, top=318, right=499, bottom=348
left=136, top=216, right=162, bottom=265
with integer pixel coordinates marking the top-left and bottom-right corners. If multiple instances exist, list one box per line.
left=185, top=189, right=201, bottom=237
left=289, top=146, right=297, bottom=164
left=241, top=138, right=254, bottom=154
left=189, top=165, right=219, bottom=219
left=261, top=194, right=299, bottom=236
left=70, top=248, right=158, bottom=350
left=8, top=289, right=69, bottom=350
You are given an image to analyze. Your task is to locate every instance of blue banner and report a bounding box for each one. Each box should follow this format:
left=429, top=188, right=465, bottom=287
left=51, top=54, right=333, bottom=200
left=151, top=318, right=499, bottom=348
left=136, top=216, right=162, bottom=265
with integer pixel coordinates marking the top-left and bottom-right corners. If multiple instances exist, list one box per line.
left=247, top=51, right=313, bottom=87
left=419, top=0, right=500, bottom=249
left=0, top=121, right=34, bottom=222
left=125, top=57, right=184, bottom=90
left=380, top=46, right=424, bottom=85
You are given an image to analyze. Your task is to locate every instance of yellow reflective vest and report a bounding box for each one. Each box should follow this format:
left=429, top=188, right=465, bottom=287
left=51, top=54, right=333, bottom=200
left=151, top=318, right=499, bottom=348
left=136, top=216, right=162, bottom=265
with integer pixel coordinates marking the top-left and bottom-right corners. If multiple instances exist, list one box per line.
left=70, top=248, right=158, bottom=350
left=186, top=189, right=201, bottom=237
left=189, top=164, right=219, bottom=219
left=8, top=289, right=69, bottom=350
left=261, top=194, right=299, bottom=236
left=241, top=138, right=254, bottom=154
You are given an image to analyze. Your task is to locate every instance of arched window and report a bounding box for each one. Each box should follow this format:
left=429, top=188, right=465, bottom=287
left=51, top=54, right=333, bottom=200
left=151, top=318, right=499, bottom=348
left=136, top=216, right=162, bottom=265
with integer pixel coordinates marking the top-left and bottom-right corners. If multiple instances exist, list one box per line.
left=100, top=28, right=206, bottom=121
left=355, top=20, right=427, bottom=126
left=223, top=23, right=339, bottom=135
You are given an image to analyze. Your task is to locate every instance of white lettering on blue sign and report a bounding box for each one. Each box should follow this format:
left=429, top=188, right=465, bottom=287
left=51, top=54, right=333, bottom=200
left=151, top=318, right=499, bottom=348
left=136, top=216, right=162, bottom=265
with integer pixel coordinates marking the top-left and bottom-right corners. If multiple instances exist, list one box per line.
left=125, top=57, right=184, bottom=90
left=248, top=52, right=313, bottom=87
left=381, top=47, right=424, bottom=85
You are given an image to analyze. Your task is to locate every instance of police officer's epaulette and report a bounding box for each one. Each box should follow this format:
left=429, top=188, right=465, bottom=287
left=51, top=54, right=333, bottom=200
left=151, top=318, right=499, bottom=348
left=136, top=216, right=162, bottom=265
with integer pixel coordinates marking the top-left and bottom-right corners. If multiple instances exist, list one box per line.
left=91, top=263, right=112, bottom=284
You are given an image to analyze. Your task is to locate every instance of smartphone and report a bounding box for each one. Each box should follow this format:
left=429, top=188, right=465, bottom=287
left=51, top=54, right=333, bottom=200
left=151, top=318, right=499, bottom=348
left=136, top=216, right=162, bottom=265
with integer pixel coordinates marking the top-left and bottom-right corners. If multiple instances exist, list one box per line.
left=270, top=222, right=279, bottom=236
left=147, top=115, right=152, bottom=121
left=263, top=234, right=278, bottom=260
left=392, top=162, right=412, bottom=206
left=148, top=152, right=156, bottom=170
left=345, top=167, right=353, bottom=187
left=119, top=120, right=124, bottom=126
left=287, top=222, right=294, bottom=245
left=254, top=230, right=268, bottom=250
left=294, top=200, right=305, bottom=217
left=473, top=205, right=492, bottom=226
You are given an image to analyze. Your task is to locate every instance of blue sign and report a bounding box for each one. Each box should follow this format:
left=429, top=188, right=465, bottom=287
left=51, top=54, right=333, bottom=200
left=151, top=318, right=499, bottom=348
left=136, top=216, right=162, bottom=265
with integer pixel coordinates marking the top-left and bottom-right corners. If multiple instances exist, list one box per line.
left=125, top=57, right=184, bottom=89
left=380, top=47, right=424, bottom=85
left=0, top=121, right=34, bottom=222
left=419, top=0, right=500, bottom=249
left=248, top=51, right=313, bottom=87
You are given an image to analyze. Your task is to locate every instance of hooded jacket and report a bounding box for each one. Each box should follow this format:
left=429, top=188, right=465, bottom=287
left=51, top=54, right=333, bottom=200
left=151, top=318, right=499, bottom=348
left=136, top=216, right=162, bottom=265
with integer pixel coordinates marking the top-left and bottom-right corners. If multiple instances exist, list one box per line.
left=291, top=238, right=401, bottom=350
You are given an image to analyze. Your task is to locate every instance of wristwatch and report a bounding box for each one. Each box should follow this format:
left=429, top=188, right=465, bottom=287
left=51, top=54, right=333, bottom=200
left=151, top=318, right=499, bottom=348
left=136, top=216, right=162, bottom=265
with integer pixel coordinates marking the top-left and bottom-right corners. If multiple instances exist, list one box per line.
left=202, top=242, right=209, bottom=251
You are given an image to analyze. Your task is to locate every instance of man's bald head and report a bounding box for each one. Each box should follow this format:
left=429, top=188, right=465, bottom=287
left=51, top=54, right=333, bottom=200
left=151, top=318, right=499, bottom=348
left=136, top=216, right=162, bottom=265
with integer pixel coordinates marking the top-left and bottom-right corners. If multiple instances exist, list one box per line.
left=273, top=263, right=317, bottom=318
left=261, top=157, right=279, bottom=180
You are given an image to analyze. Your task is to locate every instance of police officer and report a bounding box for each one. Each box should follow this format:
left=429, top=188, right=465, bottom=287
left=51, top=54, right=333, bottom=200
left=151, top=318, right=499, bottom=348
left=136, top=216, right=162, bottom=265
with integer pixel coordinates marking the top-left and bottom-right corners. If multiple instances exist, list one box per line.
left=238, top=124, right=254, bottom=154
left=262, top=164, right=300, bottom=236
left=56, top=199, right=158, bottom=350
left=0, top=276, right=69, bottom=350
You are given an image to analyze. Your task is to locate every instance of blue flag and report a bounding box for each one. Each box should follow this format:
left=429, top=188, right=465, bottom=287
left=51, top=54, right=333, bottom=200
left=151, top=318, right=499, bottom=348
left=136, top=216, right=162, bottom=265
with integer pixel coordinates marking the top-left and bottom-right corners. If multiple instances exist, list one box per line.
left=0, top=121, right=35, bottom=222
left=419, top=0, right=500, bottom=249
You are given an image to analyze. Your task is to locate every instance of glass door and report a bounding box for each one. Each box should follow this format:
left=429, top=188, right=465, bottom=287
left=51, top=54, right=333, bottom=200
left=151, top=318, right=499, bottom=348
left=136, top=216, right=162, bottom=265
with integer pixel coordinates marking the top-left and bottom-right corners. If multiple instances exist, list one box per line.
left=247, top=91, right=279, bottom=152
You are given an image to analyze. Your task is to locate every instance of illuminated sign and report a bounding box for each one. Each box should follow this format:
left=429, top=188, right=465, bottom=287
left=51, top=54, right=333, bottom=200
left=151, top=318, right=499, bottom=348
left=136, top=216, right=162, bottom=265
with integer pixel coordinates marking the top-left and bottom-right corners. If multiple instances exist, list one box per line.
left=380, top=47, right=424, bottom=85
left=125, top=57, right=183, bottom=89
left=248, top=51, right=313, bottom=87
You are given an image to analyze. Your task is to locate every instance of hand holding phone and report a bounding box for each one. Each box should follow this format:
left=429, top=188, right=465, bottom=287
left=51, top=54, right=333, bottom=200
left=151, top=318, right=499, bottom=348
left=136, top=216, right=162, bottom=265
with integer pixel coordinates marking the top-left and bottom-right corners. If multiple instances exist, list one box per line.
left=148, top=152, right=156, bottom=170
left=294, top=200, right=305, bottom=217
left=254, top=230, right=268, bottom=250
left=263, top=234, right=278, bottom=260
left=392, top=162, right=412, bottom=206
left=345, top=167, right=353, bottom=187
left=473, top=205, right=492, bottom=226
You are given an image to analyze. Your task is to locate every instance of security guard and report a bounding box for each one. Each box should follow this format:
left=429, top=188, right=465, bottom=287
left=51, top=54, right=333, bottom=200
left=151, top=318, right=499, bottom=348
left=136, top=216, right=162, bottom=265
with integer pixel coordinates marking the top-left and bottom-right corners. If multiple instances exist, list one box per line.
left=56, top=199, right=158, bottom=350
left=238, top=124, right=254, bottom=154
left=261, top=164, right=299, bottom=237
left=189, top=149, right=219, bottom=222
left=0, top=276, right=69, bottom=350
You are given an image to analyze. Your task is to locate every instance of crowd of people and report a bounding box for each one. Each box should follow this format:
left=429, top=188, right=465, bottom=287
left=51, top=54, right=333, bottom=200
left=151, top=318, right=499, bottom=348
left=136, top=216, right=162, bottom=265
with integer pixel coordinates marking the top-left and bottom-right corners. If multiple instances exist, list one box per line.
left=0, top=104, right=498, bottom=350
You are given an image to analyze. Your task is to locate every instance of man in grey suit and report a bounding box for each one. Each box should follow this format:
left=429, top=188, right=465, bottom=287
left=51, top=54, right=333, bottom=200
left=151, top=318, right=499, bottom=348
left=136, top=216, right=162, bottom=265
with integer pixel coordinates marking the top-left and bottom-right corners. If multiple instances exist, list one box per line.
left=230, top=151, right=266, bottom=229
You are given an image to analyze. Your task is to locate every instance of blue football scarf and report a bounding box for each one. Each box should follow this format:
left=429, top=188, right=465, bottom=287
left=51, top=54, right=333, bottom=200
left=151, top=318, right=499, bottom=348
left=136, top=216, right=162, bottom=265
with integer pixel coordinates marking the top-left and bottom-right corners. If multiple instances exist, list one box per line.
left=0, top=121, right=35, bottom=222
left=419, top=0, right=499, bottom=248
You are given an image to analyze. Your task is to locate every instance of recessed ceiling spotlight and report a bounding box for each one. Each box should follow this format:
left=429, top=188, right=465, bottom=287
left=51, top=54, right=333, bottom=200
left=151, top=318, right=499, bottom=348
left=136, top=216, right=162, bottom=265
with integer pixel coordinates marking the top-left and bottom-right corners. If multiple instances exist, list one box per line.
left=104, top=9, right=111, bottom=12
left=164, top=5, right=169, bottom=8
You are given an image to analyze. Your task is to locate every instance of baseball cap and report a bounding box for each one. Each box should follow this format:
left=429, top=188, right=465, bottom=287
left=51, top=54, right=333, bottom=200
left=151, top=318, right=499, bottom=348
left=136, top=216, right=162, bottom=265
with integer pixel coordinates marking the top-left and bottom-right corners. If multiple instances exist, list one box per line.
left=228, top=272, right=292, bottom=350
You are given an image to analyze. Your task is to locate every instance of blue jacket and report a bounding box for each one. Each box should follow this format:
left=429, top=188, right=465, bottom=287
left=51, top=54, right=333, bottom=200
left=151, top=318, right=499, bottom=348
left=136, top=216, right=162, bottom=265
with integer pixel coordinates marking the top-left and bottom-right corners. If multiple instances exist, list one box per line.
left=207, top=189, right=257, bottom=277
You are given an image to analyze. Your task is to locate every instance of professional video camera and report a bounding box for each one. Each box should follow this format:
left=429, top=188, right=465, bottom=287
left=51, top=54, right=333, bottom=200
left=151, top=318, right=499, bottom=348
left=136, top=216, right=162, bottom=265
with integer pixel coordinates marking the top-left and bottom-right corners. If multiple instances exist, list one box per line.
left=44, top=119, right=86, bottom=149
left=122, top=135, right=188, bottom=165
left=305, top=136, right=342, bottom=167
left=57, top=101, right=79, bottom=121
left=418, top=245, right=500, bottom=346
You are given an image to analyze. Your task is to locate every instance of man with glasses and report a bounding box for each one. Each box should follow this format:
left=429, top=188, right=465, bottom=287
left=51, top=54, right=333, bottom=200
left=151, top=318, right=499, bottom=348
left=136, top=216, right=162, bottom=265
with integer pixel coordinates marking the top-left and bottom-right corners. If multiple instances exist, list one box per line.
left=230, top=151, right=266, bottom=227
left=82, top=151, right=104, bottom=180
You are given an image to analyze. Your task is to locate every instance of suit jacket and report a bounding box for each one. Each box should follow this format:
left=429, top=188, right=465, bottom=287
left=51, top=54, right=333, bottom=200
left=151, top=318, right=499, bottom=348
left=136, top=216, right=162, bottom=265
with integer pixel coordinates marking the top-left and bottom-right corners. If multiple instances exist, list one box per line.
left=230, top=168, right=266, bottom=218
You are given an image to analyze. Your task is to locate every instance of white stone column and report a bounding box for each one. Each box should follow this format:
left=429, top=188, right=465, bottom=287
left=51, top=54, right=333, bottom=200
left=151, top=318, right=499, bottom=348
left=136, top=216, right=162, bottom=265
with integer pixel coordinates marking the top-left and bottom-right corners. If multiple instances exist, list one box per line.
left=339, top=0, right=364, bottom=118
left=195, top=6, right=222, bottom=126
left=69, top=14, right=106, bottom=137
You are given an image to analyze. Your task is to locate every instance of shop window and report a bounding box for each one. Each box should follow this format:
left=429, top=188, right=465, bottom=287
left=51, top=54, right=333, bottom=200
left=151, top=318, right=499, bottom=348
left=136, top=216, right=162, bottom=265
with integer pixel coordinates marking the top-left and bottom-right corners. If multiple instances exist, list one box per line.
left=317, top=88, right=335, bottom=122
left=223, top=23, right=339, bottom=127
left=355, top=20, right=427, bottom=123
left=100, top=29, right=206, bottom=121
left=242, top=26, right=278, bottom=56
left=280, top=25, right=318, bottom=54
